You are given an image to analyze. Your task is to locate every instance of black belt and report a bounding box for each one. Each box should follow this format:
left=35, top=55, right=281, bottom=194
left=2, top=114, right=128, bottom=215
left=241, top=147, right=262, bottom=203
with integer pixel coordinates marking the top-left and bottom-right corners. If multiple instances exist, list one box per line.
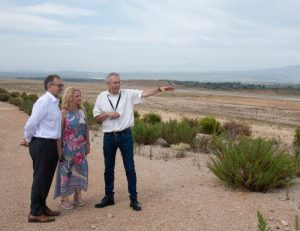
left=105, top=128, right=131, bottom=135
left=32, top=137, right=56, bottom=141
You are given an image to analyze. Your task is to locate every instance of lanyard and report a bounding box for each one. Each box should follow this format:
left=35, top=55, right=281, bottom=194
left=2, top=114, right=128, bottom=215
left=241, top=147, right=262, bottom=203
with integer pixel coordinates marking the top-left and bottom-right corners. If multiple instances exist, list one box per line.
left=107, top=93, right=121, bottom=111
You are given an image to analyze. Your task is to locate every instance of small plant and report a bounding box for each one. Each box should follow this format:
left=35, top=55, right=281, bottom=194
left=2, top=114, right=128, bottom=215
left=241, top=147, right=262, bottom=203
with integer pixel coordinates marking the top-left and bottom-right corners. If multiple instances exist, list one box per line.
left=171, top=143, right=190, bottom=158
left=83, top=101, right=101, bottom=128
left=223, top=120, right=251, bottom=140
left=22, top=93, right=38, bottom=102
left=208, top=137, right=295, bottom=192
left=160, top=119, right=198, bottom=146
left=294, top=127, right=300, bottom=146
left=199, top=116, right=222, bottom=135
left=295, top=215, right=300, bottom=231
left=293, top=127, right=300, bottom=177
left=10, top=91, right=20, bottom=97
left=257, top=211, right=272, bottom=231
left=134, top=110, right=140, bottom=119
left=0, top=88, right=7, bottom=93
left=142, top=112, right=162, bottom=124
left=8, top=97, right=22, bottom=106
left=181, top=117, right=201, bottom=130
left=19, top=99, right=35, bottom=115
left=192, top=134, right=212, bottom=153
left=0, top=92, right=11, bottom=101
left=162, top=152, right=169, bottom=161
left=132, top=119, right=161, bottom=145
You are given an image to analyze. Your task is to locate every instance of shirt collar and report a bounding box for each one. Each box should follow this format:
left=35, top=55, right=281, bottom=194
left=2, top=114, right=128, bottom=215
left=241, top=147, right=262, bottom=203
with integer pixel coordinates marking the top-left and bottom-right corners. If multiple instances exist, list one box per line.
left=46, top=91, right=59, bottom=102
left=106, top=90, right=121, bottom=96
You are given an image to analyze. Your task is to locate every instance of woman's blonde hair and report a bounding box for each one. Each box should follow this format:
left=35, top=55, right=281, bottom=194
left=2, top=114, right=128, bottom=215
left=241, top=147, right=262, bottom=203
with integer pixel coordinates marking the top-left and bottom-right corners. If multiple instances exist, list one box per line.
left=61, top=86, right=82, bottom=110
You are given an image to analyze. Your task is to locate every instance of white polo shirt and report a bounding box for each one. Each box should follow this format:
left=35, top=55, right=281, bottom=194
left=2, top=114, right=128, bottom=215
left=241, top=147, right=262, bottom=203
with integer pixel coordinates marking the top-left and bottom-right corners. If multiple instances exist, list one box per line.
left=93, top=89, right=144, bottom=132
left=24, top=91, right=62, bottom=142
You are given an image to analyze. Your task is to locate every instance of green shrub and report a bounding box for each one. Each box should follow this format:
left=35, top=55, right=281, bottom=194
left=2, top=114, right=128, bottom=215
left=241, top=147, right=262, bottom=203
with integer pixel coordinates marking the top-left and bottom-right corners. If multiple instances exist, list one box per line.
left=257, top=211, right=272, bottom=231
left=0, top=88, right=7, bottom=93
left=223, top=120, right=251, bottom=140
left=142, top=112, right=162, bottom=124
left=294, top=148, right=300, bottom=177
left=10, top=91, right=20, bottom=97
left=199, top=116, right=222, bottom=134
left=208, top=137, right=294, bottom=192
left=83, top=101, right=100, bottom=129
left=181, top=117, right=201, bottom=129
left=8, top=97, right=22, bottom=106
left=160, top=119, right=198, bottom=146
left=19, top=99, right=35, bottom=115
left=0, top=92, right=11, bottom=101
left=21, top=92, right=27, bottom=98
left=22, top=93, right=38, bottom=102
left=294, top=127, right=300, bottom=147
left=132, top=119, right=161, bottom=145
left=134, top=110, right=140, bottom=119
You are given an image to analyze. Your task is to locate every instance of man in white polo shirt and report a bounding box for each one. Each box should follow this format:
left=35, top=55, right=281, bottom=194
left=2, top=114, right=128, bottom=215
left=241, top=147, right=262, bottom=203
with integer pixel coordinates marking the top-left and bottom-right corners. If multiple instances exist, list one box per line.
left=93, top=72, right=174, bottom=211
left=21, top=75, right=64, bottom=222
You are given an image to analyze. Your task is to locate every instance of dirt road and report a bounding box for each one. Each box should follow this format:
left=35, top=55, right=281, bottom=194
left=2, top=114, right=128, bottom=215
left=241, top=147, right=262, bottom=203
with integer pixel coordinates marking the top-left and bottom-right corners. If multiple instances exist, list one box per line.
left=0, top=101, right=300, bottom=231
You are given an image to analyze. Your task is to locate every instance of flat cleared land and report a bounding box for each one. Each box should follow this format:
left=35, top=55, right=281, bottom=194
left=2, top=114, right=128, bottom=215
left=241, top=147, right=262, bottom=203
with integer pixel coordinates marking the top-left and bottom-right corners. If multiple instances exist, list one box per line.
left=0, top=79, right=300, bottom=231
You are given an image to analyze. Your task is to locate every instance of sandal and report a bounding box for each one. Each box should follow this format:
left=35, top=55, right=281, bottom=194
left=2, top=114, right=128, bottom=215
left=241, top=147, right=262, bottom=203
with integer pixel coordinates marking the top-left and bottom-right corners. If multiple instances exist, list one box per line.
left=73, top=194, right=85, bottom=206
left=61, top=198, right=74, bottom=210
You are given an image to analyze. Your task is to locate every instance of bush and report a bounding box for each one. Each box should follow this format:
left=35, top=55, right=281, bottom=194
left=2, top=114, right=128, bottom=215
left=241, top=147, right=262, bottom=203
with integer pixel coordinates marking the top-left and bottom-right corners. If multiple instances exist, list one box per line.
left=0, top=92, right=11, bottom=101
left=8, top=97, right=22, bottom=106
left=171, top=143, right=191, bottom=158
left=19, top=99, right=35, bottom=115
left=181, top=117, right=201, bottom=129
left=223, top=120, right=251, bottom=140
left=132, top=119, right=161, bottom=145
left=10, top=91, right=20, bottom=97
left=192, top=134, right=212, bottom=153
left=0, top=88, right=7, bottom=93
left=208, top=137, right=294, bottom=192
left=294, top=127, right=300, bottom=147
left=160, top=119, right=198, bottom=146
left=199, top=116, right=222, bottom=135
left=22, top=93, right=38, bottom=102
left=142, top=112, right=162, bottom=124
left=83, top=101, right=100, bottom=128
left=134, top=110, right=140, bottom=119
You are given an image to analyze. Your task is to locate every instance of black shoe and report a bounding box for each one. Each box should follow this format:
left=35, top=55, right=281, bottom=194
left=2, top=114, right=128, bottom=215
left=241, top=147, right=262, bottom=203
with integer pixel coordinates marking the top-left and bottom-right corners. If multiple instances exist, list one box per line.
left=130, top=199, right=142, bottom=211
left=95, top=196, right=115, bottom=208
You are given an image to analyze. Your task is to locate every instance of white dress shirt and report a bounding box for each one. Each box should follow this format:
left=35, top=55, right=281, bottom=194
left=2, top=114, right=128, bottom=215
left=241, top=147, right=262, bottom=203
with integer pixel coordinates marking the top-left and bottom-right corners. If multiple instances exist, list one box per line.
left=24, top=91, right=62, bottom=142
left=93, top=89, right=144, bottom=132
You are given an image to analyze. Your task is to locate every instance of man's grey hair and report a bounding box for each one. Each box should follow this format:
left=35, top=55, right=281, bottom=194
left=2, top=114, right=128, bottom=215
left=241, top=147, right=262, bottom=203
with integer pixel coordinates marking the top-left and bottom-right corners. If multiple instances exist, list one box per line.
left=44, top=74, right=61, bottom=90
left=106, top=72, right=120, bottom=83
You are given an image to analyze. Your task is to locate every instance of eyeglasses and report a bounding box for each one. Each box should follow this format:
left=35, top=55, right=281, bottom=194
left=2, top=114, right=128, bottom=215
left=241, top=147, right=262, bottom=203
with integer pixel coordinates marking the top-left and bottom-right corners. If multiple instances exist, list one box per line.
left=50, top=83, right=64, bottom=88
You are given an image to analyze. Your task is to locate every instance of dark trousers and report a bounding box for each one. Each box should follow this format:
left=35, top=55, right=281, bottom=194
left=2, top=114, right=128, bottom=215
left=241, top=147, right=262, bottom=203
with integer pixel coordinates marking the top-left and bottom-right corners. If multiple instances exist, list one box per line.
left=29, top=137, right=58, bottom=216
left=103, top=129, right=137, bottom=200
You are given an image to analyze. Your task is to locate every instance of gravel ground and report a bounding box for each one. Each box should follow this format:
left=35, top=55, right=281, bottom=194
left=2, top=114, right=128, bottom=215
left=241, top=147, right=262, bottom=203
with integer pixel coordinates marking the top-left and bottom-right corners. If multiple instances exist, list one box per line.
left=0, top=101, right=299, bottom=231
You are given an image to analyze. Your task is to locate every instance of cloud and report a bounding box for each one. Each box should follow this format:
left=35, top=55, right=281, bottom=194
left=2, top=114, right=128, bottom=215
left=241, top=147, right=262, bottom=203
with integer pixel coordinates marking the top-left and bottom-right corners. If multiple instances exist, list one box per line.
left=0, top=0, right=300, bottom=71
left=24, top=3, right=96, bottom=17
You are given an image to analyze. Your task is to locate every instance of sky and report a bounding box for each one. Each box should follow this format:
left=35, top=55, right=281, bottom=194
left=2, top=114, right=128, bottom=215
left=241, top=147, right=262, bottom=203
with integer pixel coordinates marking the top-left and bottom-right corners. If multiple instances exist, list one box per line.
left=1, top=0, right=300, bottom=72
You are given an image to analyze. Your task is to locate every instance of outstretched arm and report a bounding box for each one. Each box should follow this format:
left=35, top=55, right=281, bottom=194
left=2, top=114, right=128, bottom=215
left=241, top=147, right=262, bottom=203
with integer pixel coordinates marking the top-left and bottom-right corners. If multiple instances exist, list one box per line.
left=142, top=85, right=175, bottom=98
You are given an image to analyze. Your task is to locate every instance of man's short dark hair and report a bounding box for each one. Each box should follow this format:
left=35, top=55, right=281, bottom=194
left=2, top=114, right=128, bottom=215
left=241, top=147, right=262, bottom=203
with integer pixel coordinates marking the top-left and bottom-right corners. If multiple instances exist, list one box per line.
left=106, top=72, right=120, bottom=83
left=44, top=74, right=61, bottom=90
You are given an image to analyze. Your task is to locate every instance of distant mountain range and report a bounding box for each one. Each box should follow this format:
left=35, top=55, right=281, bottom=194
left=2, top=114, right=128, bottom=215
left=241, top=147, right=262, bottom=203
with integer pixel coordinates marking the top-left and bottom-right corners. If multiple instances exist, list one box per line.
left=0, top=65, right=300, bottom=84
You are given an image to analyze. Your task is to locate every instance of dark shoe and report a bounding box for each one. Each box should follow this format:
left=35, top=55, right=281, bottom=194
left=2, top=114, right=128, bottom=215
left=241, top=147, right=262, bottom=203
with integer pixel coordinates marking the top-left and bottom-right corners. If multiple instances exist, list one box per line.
left=44, top=208, right=61, bottom=216
left=28, top=214, right=55, bottom=223
left=130, top=199, right=142, bottom=211
left=95, top=196, right=115, bottom=208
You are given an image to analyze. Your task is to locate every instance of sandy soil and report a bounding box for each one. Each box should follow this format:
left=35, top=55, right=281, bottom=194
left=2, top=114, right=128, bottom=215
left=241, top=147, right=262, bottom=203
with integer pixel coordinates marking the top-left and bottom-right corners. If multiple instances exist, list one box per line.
left=0, top=79, right=300, bottom=231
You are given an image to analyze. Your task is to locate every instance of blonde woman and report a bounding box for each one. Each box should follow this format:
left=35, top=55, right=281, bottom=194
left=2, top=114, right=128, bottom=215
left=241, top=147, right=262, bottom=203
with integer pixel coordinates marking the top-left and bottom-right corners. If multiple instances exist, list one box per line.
left=54, top=87, right=90, bottom=210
